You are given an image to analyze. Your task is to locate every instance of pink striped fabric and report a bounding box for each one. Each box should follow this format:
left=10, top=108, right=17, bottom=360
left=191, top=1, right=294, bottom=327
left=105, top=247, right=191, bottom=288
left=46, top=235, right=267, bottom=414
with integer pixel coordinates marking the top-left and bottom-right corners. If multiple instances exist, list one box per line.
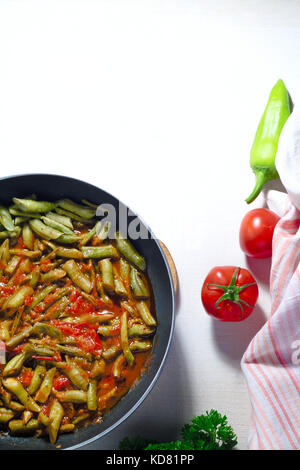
left=241, top=200, right=300, bottom=450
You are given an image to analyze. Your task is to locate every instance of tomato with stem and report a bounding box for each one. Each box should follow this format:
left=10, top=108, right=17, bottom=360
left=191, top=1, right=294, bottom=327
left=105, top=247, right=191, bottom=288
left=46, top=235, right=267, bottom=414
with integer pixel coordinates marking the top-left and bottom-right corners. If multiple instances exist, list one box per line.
left=201, top=266, right=258, bottom=322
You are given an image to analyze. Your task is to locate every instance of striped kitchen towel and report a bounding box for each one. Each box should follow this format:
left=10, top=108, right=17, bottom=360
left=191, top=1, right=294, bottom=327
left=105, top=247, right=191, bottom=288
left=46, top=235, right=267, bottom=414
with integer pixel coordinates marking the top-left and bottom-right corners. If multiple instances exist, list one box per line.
left=241, top=106, right=300, bottom=450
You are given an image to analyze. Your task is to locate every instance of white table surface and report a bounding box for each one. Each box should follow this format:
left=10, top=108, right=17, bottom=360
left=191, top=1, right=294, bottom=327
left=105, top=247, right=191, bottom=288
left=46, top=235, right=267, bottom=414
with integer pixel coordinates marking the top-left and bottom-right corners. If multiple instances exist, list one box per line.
left=1, top=0, right=300, bottom=450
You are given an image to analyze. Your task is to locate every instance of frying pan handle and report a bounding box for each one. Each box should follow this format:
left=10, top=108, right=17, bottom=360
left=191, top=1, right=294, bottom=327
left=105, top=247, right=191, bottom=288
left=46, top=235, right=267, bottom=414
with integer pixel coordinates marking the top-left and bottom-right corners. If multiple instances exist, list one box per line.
left=158, top=241, right=178, bottom=295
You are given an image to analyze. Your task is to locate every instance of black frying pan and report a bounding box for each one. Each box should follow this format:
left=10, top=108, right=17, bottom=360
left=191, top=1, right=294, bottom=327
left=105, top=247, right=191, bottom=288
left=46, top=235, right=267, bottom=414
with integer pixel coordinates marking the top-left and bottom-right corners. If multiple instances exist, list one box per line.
left=0, top=174, right=175, bottom=450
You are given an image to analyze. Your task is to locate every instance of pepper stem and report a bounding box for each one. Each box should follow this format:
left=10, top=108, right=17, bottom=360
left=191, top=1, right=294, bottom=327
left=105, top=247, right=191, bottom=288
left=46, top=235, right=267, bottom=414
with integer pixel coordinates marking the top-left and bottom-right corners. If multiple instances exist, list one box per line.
left=245, top=170, right=268, bottom=204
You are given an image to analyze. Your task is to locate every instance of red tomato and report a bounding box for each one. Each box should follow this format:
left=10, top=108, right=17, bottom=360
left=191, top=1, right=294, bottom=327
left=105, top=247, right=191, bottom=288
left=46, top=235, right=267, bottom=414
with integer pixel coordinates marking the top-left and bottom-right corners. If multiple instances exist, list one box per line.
left=24, top=295, right=33, bottom=306
left=239, top=208, right=279, bottom=259
left=51, top=321, right=102, bottom=355
left=53, top=376, right=70, bottom=391
left=40, top=259, right=53, bottom=273
left=201, top=266, right=258, bottom=322
left=18, top=368, right=34, bottom=387
left=17, top=237, right=27, bottom=249
left=13, top=273, right=26, bottom=286
left=0, top=283, right=15, bottom=297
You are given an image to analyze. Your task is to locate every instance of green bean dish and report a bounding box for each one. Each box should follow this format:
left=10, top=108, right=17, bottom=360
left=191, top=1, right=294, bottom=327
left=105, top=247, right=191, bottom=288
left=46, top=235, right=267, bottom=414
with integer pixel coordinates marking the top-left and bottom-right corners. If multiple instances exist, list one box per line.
left=0, top=197, right=156, bottom=444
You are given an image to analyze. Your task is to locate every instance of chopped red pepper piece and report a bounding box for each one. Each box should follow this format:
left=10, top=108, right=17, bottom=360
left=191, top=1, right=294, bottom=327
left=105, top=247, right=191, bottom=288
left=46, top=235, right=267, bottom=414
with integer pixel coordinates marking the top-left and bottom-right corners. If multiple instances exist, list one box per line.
left=32, top=352, right=61, bottom=362
left=32, top=355, right=55, bottom=361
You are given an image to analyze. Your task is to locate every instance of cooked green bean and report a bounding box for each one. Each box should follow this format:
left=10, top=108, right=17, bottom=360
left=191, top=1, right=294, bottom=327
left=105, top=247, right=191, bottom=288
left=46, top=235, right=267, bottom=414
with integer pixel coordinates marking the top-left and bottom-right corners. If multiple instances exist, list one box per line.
left=120, top=311, right=134, bottom=366
left=15, top=216, right=29, bottom=225
left=35, top=367, right=56, bottom=403
left=90, top=359, right=106, bottom=379
left=98, top=325, right=120, bottom=337
left=116, top=232, right=146, bottom=271
left=0, top=320, right=11, bottom=342
left=129, top=339, right=152, bottom=352
left=62, top=259, right=92, bottom=293
left=7, top=258, right=31, bottom=286
left=99, top=258, right=114, bottom=293
left=102, top=344, right=121, bottom=360
left=9, top=248, right=41, bottom=258
left=56, top=344, right=92, bottom=360
left=57, top=199, right=95, bottom=219
left=38, top=410, right=52, bottom=426
left=6, top=326, right=34, bottom=348
left=33, top=322, right=63, bottom=340
left=81, top=245, right=119, bottom=259
left=0, top=205, right=15, bottom=232
left=0, top=386, right=11, bottom=407
left=0, top=407, right=14, bottom=423
left=31, top=285, right=56, bottom=308
left=57, top=234, right=80, bottom=244
left=113, top=266, right=128, bottom=297
left=96, top=275, right=113, bottom=306
left=26, top=343, right=56, bottom=358
left=120, top=301, right=137, bottom=317
left=76, top=312, right=114, bottom=324
left=128, top=323, right=156, bottom=337
left=136, top=301, right=156, bottom=326
left=0, top=239, right=10, bottom=265
left=41, top=268, right=66, bottom=282
left=56, top=390, right=87, bottom=404
left=48, top=399, right=64, bottom=444
left=30, top=267, right=40, bottom=287
left=29, top=219, right=62, bottom=240
left=9, top=418, right=40, bottom=434
left=55, top=362, right=88, bottom=391
left=113, top=354, right=126, bottom=378
left=79, top=221, right=102, bottom=246
left=2, top=285, right=33, bottom=313
left=9, top=400, right=25, bottom=411
left=5, top=255, right=21, bottom=275
left=130, top=268, right=150, bottom=299
left=41, top=296, right=69, bottom=320
left=3, top=378, right=41, bottom=412
left=56, top=246, right=83, bottom=259
left=10, top=308, right=23, bottom=337
left=60, top=423, right=75, bottom=434
left=87, top=380, right=97, bottom=410
left=0, top=228, right=21, bottom=239
left=22, top=223, right=34, bottom=250
left=43, top=241, right=83, bottom=259
left=34, top=238, right=45, bottom=251
left=9, top=206, right=42, bottom=219
left=72, top=412, right=90, bottom=425
left=96, top=221, right=111, bottom=241
left=22, top=410, right=33, bottom=425
left=55, top=206, right=94, bottom=223
left=42, top=216, right=74, bottom=235
left=46, top=212, right=73, bottom=229
left=120, top=258, right=130, bottom=281
left=13, top=198, right=55, bottom=214
left=28, top=365, right=46, bottom=395
left=3, top=351, right=31, bottom=377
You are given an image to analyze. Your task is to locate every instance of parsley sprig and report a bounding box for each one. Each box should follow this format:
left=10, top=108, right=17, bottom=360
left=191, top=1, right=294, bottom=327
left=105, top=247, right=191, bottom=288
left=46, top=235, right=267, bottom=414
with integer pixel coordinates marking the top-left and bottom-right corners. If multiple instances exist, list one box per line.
left=119, top=409, right=237, bottom=451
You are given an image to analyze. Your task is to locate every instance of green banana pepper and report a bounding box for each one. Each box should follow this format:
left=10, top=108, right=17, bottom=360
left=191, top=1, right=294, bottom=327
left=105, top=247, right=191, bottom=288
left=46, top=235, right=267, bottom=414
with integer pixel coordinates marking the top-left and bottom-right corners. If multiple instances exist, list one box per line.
left=246, top=79, right=291, bottom=204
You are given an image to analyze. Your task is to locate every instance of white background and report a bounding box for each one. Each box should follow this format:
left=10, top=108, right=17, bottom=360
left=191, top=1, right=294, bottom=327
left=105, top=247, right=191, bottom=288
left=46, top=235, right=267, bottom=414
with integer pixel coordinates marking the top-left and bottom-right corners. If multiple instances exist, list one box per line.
left=0, top=0, right=299, bottom=450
